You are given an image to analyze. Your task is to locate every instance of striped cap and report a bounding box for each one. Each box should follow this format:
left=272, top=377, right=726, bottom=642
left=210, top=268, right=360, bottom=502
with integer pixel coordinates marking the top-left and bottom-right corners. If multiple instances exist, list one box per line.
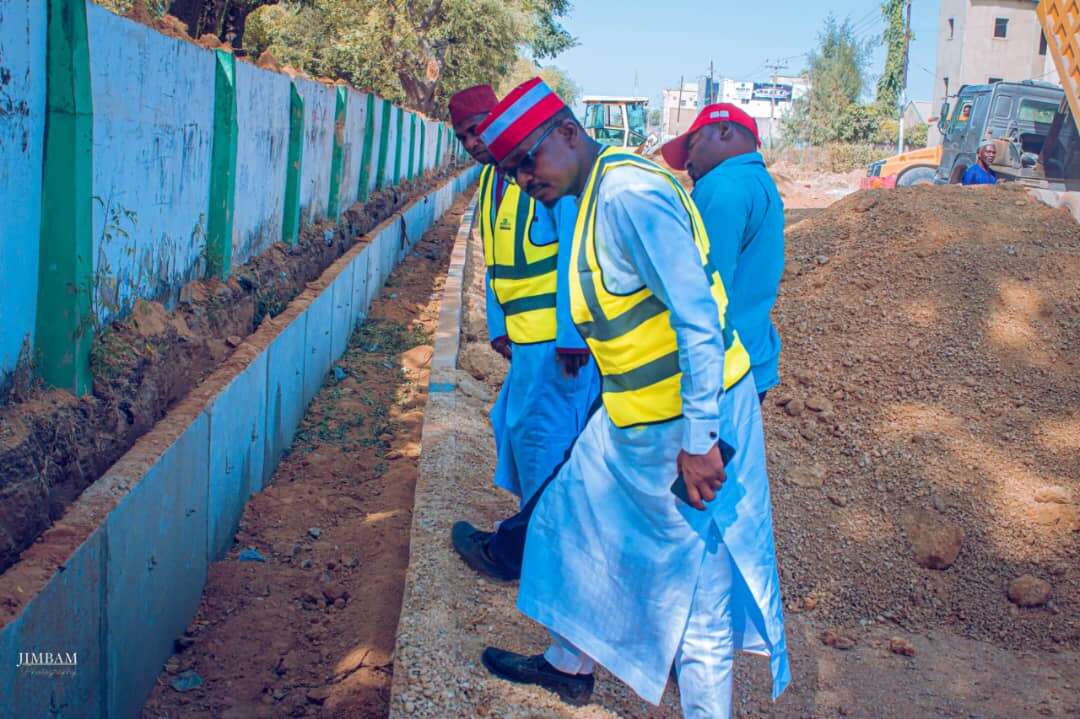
left=476, top=77, right=567, bottom=163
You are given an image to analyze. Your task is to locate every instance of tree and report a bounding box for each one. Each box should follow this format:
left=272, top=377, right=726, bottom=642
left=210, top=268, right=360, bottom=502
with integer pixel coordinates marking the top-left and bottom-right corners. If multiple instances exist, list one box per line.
left=499, top=57, right=581, bottom=107
left=876, top=0, right=910, bottom=119
left=242, top=0, right=576, bottom=116
left=782, top=15, right=874, bottom=145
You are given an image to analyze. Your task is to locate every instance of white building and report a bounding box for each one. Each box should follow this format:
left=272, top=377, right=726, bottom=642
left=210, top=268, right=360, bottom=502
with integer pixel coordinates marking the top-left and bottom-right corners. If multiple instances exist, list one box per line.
left=718, top=75, right=810, bottom=145
left=661, top=82, right=699, bottom=139
left=930, top=0, right=1058, bottom=143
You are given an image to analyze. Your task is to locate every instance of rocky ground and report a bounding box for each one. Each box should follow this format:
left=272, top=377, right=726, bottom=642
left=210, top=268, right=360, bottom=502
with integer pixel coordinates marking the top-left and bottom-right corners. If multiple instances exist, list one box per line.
left=139, top=193, right=472, bottom=719
left=390, top=181, right=1079, bottom=718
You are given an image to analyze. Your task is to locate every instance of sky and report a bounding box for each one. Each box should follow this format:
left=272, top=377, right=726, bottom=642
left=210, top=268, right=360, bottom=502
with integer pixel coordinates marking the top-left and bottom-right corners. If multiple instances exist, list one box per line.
left=551, top=0, right=941, bottom=109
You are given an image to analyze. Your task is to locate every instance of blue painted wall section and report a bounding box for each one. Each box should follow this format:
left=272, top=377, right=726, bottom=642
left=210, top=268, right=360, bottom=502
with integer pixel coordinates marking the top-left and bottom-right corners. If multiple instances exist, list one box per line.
left=232, top=60, right=290, bottom=268
left=339, top=89, right=367, bottom=211
left=104, top=414, right=210, bottom=718
left=301, top=289, right=334, bottom=408
left=295, top=76, right=335, bottom=226
left=330, top=265, right=354, bottom=363
left=264, top=311, right=308, bottom=485
left=207, top=351, right=268, bottom=560
left=0, top=0, right=46, bottom=382
left=86, top=5, right=216, bottom=322
left=2, top=528, right=108, bottom=718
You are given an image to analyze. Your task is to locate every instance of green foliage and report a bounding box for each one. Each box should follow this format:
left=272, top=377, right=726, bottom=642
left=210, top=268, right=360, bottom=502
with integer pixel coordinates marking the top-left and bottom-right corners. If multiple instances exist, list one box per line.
left=499, top=57, right=580, bottom=107
left=823, top=142, right=885, bottom=173
left=243, top=0, right=575, bottom=117
left=876, top=0, right=911, bottom=118
left=782, top=15, right=875, bottom=145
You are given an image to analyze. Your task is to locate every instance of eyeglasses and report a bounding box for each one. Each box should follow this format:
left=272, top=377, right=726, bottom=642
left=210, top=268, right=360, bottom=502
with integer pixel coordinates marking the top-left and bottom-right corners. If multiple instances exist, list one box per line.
left=503, top=123, right=558, bottom=185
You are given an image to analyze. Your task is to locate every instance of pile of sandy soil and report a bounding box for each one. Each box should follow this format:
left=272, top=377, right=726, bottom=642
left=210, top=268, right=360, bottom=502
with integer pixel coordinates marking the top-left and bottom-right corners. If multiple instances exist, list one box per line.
left=767, top=181, right=1079, bottom=650
left=769, top=160, right=863, bottom=209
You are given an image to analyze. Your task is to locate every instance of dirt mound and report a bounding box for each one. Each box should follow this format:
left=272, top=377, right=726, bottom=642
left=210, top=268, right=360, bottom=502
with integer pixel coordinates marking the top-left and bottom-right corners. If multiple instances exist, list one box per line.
left=768, top=182, right=1080, bottom=651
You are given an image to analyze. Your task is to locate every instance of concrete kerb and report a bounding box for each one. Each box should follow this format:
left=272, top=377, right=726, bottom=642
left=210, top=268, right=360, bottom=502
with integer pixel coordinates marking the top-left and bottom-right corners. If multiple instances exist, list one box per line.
left=0, top=167, right=478, bottom=719
left=386, top=193, right=477, bottom=717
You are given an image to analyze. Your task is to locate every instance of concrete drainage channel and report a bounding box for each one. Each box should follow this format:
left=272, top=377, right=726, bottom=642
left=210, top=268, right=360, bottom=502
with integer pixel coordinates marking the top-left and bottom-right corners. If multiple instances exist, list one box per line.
left=0, top=168, right=478, bottom=719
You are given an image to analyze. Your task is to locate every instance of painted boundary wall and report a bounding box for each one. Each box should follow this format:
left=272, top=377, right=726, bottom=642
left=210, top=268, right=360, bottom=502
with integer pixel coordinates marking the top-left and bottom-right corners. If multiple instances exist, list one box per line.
left=0, top=0, right=46, bottom=386
left=1, top=0, right=470, bottom=390
left=0, top=166, right=479, bottom=719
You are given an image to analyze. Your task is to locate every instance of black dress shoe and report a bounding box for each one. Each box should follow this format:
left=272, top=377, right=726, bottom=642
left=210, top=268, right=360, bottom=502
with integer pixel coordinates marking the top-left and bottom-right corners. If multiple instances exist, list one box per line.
left=450, top=521, right=518, bottom=582
left=481, top=647, right=594, bottom=706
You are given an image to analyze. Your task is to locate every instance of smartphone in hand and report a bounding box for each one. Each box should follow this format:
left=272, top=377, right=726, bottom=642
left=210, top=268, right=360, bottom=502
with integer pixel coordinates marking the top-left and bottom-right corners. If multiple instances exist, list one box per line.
left=671, top=439, right=736, bottom=505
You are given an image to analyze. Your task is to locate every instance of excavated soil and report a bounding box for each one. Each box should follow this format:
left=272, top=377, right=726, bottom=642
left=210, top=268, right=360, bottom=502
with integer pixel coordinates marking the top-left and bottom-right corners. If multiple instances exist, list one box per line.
left=768, top=182, right=1080, bottom=650
left=391, top=181, right=1079, bottom=718
left=0, top=165, right=463, bottom=575
left=138, top=191, right=472, bottom=719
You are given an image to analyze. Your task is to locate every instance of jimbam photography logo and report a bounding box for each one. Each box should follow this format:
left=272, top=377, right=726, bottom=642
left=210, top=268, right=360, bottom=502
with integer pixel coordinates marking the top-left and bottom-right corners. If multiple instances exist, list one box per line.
left=16, top=651, right=78, bottom=678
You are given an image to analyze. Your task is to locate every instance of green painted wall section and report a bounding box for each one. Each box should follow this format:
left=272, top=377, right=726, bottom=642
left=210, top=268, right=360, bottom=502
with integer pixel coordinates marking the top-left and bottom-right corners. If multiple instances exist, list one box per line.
left=282, top=83, right=305, bottom=245
left=206, top=50, right=238, bottom=279
left=435, top=124, right=443, bottom=168
left=418, top=122, right=426, bottom=178
left=393, top=106, right=404, bottom=186
left=36, top=0, right=94, bottom=395
left=375, top=98, right=392, bottom=190
left=326, top=85, right=348, bottom=220
left=357, top=93, right=376, bottom=202
left=406, top=113, right=416, bottom=181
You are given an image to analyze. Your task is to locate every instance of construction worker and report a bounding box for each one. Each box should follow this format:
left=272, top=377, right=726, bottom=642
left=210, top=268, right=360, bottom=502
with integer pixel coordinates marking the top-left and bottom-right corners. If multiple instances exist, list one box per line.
left=447, top=85, right=600, bottom=577
left=661, top=104, right=784, bottom=400
left=962, top=140, right=998, bottom=185
left=473, top=77, right=789, bottom=717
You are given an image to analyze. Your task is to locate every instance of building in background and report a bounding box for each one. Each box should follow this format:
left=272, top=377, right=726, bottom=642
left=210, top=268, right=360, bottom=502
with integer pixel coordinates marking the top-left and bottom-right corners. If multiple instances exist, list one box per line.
left=719, top=75, right=809, bottom=146
left=661, top=82, right=699, bottom=139
left=930, top=0, right=1058, bottom=144
left=903, top=100, right=933, bottom=129
left=661, top=74, right=809, bottom=145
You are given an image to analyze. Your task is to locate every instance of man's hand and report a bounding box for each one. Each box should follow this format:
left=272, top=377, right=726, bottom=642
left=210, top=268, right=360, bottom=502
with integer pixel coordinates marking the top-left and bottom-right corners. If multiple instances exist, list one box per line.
left=676, top=444, right=727, bottom=511
left=491, top=336, right=512, bottom=361
left=555, top=350, right=589, bottom=378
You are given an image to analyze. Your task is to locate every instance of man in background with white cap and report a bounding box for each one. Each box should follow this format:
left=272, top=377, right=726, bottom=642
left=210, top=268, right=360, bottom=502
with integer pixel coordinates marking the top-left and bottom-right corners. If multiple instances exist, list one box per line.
left=661, top=103, right=785, bottom=402
left=962, top=140, right=998, bottom=185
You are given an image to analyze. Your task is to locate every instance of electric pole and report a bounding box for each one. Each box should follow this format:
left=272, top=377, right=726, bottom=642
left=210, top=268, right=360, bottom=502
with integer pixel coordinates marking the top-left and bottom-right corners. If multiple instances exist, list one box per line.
left=898, top=0, right=913, bottom=154
left=764, top=59, right=789, bottom=150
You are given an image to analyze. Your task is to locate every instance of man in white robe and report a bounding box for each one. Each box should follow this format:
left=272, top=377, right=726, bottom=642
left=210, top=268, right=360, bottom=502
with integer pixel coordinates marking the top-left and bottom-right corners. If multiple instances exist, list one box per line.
left=472, top=77, right=790, bottom=717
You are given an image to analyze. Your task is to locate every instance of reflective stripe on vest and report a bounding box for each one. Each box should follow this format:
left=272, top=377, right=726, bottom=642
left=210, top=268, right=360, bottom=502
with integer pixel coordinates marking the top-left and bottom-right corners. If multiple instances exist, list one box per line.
left=478, top=165, right=557, bottom=344
left=569, top=148, right=751, bottom=429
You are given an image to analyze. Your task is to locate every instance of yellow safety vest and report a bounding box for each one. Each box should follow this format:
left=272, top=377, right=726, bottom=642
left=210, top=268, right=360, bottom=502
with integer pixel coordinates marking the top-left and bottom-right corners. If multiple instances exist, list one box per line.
left=477, top=164, right=558, bottom=344
left=568, top=148, right=751, bottom=429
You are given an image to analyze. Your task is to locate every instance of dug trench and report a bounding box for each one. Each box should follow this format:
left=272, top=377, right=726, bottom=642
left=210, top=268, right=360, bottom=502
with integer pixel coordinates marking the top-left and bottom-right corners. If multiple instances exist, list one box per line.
left=0, top=162, right=463, bottom=577
left=134, top=190, right=472, bottom=718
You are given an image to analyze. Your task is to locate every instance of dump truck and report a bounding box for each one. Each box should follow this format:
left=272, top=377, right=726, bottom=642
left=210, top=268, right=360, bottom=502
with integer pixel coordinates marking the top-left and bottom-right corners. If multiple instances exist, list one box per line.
left=863, top=0, right=1080, bottom=194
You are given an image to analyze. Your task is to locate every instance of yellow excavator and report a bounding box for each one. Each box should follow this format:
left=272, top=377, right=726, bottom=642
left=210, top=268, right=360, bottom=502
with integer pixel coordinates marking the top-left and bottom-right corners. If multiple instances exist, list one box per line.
left=582, top=96, right=655, bottom=153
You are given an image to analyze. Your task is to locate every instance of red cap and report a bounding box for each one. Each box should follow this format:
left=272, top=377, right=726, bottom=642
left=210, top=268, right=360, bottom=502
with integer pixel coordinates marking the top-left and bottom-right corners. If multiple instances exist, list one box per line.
left=661, top=103, right=761, bottom=170
left=476, top=77, right=567, bottom=163
left=448, top=85, right=497, bottom=126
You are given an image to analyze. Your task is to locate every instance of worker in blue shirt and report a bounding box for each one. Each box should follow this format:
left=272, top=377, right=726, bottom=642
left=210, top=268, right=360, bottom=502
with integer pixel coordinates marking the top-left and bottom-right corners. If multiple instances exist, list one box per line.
left=661, top=104, right=785, bottom=400
left=962, top=141, right=998, bottom=185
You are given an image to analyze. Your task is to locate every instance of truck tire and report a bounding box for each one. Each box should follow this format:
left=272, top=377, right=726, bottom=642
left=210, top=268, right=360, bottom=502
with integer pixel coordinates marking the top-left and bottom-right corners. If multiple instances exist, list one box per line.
left=897, top=166, right=937, bottom=187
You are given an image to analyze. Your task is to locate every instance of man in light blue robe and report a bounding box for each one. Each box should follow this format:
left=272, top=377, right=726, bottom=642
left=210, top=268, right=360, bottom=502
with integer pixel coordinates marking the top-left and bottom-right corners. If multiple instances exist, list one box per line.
left=447, top=85, right=600, bottom=582
left=473, top=78, right=790, bottom=717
